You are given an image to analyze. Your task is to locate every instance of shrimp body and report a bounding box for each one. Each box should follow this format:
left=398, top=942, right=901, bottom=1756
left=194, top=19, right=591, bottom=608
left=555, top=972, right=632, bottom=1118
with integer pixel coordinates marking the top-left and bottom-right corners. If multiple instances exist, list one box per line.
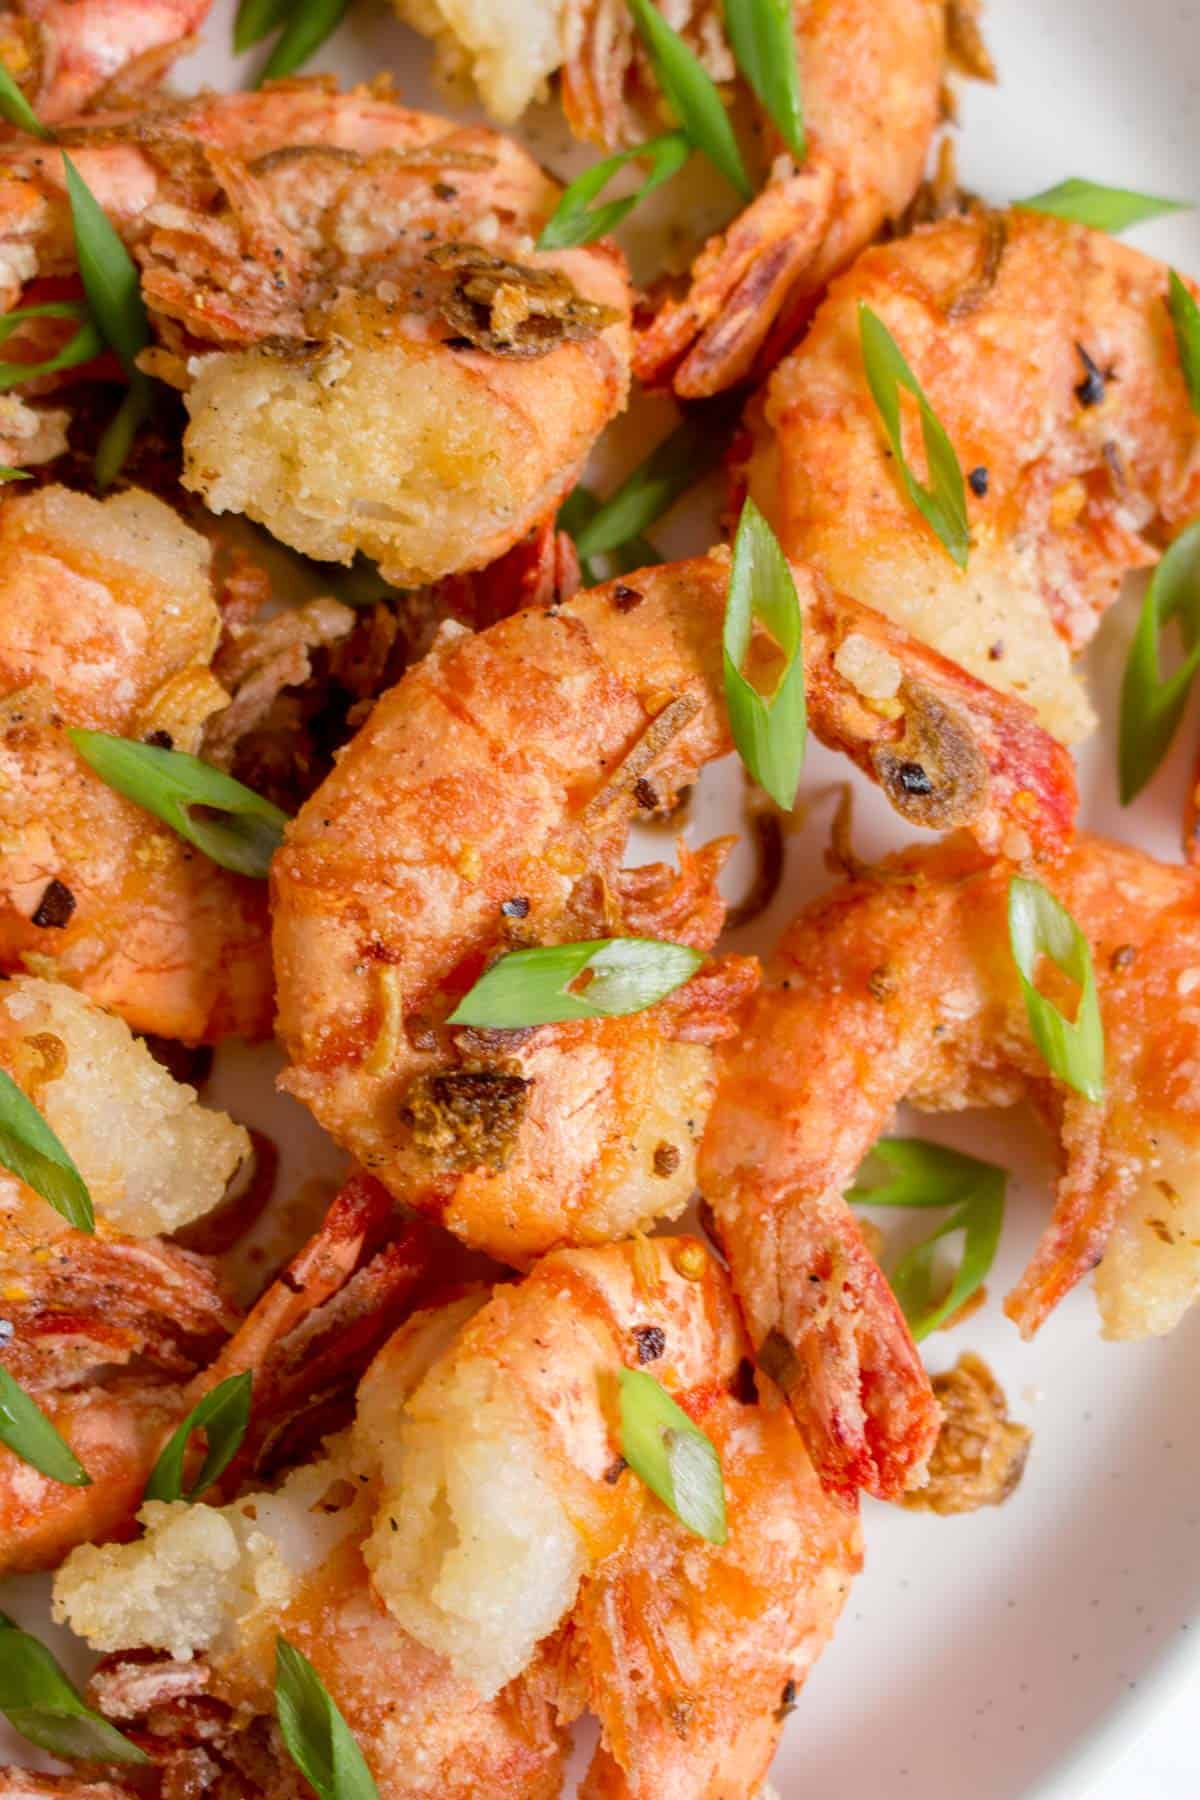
left=0, top=974, right=247, bottom=1571
left=0, top=83, right=633, bottom=585
left=0, top=484, right=272, bottom=1042
left=703, top=833, right=1200, bottom=1383
left=56, top=1236, right=859, bottom=1798
left=744, top=210, right=1200, bottom=749
left=0, top=0, right=210, bottom=125
left=633, top=0, right=948, bottom=396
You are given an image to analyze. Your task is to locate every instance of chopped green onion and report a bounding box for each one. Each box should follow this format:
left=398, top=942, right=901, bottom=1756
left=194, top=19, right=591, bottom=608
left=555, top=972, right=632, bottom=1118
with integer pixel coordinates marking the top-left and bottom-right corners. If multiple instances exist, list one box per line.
left=258, top=0, right=351, bottom=84
left=0, top=467, right=29, bottom=481
left=234, top=0, right=291, bottom=52
left=1015, top=178, right=1190, bottom=233
left=275, top=1638, right=379, bottom=1800
left=0, top=1067, right=92, bottom=1231
left=617, top=1366, right=727, bottom=1543
left=848, top=1138, right=1006, bottom=1341
left=0, top=301, right=102, bottom=393
left=559, top=485, right=659, bottom=586
left=67, top=731, right=289, bottom=880
left=1118, top=522, right=1200, bottom=804
left=449, top=937, right=702, bottom=1028
left=538, top=131, right=691, bottom=251
left=0, top=1369, right=91, bottom=1488
left=627, top=0, right=751, bottom=200
left=0, top=61, right=49, bottom=138
left=0, top=1612, right=148, bottom=1764
left=723, top=497, right=805, bottom=810
left=62, top=154, right=155, bottom=483
left=144, top=1371, right=253, bottom=1504
left=858, top=302, right=969, bottom=568
left=571, top=402, right=737, bottom=564
left=723, top=0, right=804, bottom=162
left=1008, top=876, right=1104, bottom=1102
left=1168, top=270, right=1200, bottom=417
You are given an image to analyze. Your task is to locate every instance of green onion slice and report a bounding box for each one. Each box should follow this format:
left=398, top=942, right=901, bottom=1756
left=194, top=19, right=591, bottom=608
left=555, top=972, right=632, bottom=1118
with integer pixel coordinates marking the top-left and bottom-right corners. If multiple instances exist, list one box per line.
left=558, top=485, right=659, bottom=586
left=723, top=497, right=805, bottom=811
left=723, top=0, right=804, bottom=162
left=0, top=1369, right=91, bottom=1488
left=1118, top=521, right=1200, bottom=804
left=1168, top=270, right=1200, bottom=418
left=63, top=155, right=149, bottom=374
left=94, top=377, right=154, bottom=491
left=617, top=1366, right=727, bottom=1543
left=0, top=1612, right=148, bottom=1764
left=848, top=1138, right=1006, bottom=1341
left=258, top=0, right=352, bottom=84
left=144, top=1371, right=253, bottom=1504
left=0, top=302, right=103, bottom=393
left=67, top=731, right=289, bottom=879
left=571, top=401, right=738, bottom=564
left=0, top=466, right=30, bottom=481
left=449, top=936, right=701, bottom=1028
left=1008, top=876, right=1104, bottom=1102
left=538, top=131, right=691, bottom=251
left=275, top=1638, right=379, bottom=1800
left=0, top=61, right=49, bottom=138
left=1015, top=178, right=1190, bottom=233
left=858, top=301, right=969, bottom=568
left=627, top=0, right=751, bottom=200
left=234, top=0, right=290, bottom=52
left=0, top=1067, right=92, bottom=1231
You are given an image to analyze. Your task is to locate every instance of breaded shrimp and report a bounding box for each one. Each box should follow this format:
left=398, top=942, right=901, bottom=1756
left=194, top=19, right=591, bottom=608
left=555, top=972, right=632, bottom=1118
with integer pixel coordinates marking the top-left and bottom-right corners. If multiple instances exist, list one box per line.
left=0, top=0, right=210, bottom=126
left=632, top=0, right=948, bottom=396
left=55, top=1236, right=859, bottom=1799
left=702, top=833, right=1200, bottom=1398
left=0, top=81, right=633, bottom=584
left=744, top=209, right=1200, bottom=751
left=0, top=974, right=247, bottom=1571
left=0, top=483, right=272, bottom=1042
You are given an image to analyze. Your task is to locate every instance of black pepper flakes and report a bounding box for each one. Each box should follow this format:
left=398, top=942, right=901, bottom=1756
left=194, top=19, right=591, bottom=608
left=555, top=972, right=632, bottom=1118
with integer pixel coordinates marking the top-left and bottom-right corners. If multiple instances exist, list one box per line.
left=1110, top=943, right=1137, bottom=971
left=500, top=896, right=531, bottom=919
left=0, top=1318, right=12, bottom=1348
left=633, top=1324, right=666, bottom=1363
left=611, top=584, right=643, bottom=612
left=729, top=1357, right=757, bottom=1404
left=144, top=729, right=174, bottom=750
left=968, top=466, right=989, bottom=497
left=896, top=760, right=934, bottom=796
left=776, top=1679, right=798, bottom=1720
left=1074, top=343, right=1108, bottom=408
left=603, top=1456, right=627, bottom=1484
left=633, top=777, right=659, bottom=810
left=652, top=1141, right=681, bottom=1177
left=31, top=879, right=75, bottom=929
left=432, top=182, right=458, bottom=201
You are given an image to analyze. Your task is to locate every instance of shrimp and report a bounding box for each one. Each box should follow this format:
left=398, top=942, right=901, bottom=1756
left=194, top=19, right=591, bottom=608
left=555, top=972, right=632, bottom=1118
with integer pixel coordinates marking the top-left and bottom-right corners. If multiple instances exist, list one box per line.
left=0, top=482, right=273, bottom=1043
left=743, top=208, right=1200, bottom=756
left=0, top=0, right=210, bottom=126
left=55, top=1235, right=860, bottom=1799
left=0, top=973, right=247, bottom=1571
left=272, top=552, right=1072, bottom=1256
left=0, top=80, right=634, bottom=585
left=702, top=831, right=1200, bottom=1376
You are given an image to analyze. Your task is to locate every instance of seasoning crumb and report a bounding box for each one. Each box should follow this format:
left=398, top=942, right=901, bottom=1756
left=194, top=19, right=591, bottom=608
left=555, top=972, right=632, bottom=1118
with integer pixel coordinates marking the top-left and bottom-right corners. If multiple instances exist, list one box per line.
left=633, top=776, right=660, bottom=810
left=611, top=584, right=643, bottom=611
left=1110, top=943, right=1137, bottom=972
left=672, top=1242, right=708, bottom=1281
left=633, top=1324, right=666, bottom=1363
left=603, top=1456, right=627, bottom=1485
left=31, top=879, right=76, bottom=930
left=905, top=1351, right=1032, bottom=1515
left=652, top=1141, right=681, bottom=1177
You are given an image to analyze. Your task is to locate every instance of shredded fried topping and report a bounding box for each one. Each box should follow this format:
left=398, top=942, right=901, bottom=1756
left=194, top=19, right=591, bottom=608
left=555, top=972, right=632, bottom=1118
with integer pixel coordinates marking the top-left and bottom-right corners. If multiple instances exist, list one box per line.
left=904, top=1352, right=1032, bottom=1514
left=428, top=244, right=621, bottom=357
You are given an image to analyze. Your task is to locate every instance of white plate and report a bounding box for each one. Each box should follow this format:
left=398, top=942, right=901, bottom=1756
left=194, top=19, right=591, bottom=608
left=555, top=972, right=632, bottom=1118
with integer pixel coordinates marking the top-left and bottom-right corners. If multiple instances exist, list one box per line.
left=6, top=2, right=1200, bottom=1795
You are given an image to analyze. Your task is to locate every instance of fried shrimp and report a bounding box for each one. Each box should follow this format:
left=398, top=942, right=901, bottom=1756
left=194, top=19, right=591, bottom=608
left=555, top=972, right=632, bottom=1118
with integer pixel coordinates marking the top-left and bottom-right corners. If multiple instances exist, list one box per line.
left=0, top=0, right=210, bottom=125
left=703, top=832, right=1200, bottom=1374
left=0, top=81, right=633, bottom=584
left=744, top=209, right=1200, bottom=749
left=0, top=483, right=272, bottom=1043
left=633, top=0, right=948, bottom=396
left=0, top=974, right=247, bottom=1571
left=55, top=1235, right=860, bottom=1799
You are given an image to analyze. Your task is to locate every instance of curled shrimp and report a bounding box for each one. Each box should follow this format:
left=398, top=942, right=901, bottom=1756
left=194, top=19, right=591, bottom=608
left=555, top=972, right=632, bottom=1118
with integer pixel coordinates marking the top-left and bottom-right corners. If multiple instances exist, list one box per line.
left=55, top=1235, right=860, bottom=1799
left=703, top=831, right=1200, bottom=1370
left=0, top=482, right=273, bottom=1042
left=632, top=0, right=949, bottom=396
left=743, top=208, right=1200, bottom=759
left=0, top=0, right=210, bottom=126
left=0, top=80, right=633, bottom=585
left=0, top=973, right=247, bottom=1571
left=272, top=552, right=1071, bottom=1267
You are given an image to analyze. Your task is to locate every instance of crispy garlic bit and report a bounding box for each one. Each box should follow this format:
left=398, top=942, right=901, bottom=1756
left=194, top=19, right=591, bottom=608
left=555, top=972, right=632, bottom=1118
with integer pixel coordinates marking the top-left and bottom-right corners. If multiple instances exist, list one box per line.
left=0, top=977, right=249, bottom=1238
left=904, top=1352, right=1031, bottom=1516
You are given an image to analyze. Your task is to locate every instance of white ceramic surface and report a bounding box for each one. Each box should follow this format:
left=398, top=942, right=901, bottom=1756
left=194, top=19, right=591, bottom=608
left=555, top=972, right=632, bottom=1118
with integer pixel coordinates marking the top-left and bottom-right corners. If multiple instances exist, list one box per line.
left=4, top=2, right=1200, bottom=1795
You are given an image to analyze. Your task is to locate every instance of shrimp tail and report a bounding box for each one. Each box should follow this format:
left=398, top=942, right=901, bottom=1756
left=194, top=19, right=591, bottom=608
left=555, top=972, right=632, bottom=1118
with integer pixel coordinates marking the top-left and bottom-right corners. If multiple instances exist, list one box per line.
left=634, top=163, right=835, bottom=399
